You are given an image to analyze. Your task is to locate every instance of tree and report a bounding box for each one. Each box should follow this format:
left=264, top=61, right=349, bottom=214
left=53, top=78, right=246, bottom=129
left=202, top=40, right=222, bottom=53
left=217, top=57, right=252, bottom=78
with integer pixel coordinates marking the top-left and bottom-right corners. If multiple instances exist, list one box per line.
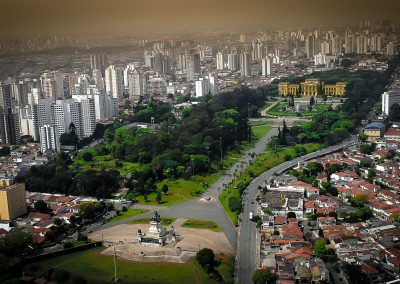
left=287, top=212, right=297, bottom=219
left=358, top=133, right=368, bottom=143
left=82, top=152, right=93, bottom=162
left=309, top=96, right=315, bottom=107
left=59, top=131, right=79, bottom=146
left=252, top=269, right=278, bottom=284
left=196, top=248, right=215, bottom=270
left=161, top=184, right=169, bottom=195
left=313, top=239, right=327, bottom=256
left=360, top=144, right=375, bottom=155
left=72, top=276, right=87, bottom=284
left=306, top=162, right=323, bottom=175
left=0, top=146, right=10, bottom=156
left=342, top=264, right=370, bottom=284
left=53, top=269, right=71, bottom=283
left=34, top=200, right=49, bottom=213
left=155, top=191, right=162, bottom=204
left=228, top=197, right=242, bottom=213
left=350, top=194, right=368, bottom=207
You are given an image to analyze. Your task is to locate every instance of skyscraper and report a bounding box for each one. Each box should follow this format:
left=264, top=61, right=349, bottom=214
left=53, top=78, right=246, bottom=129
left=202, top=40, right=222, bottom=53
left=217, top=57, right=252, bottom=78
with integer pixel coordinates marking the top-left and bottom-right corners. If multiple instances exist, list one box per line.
left=41, top=71, right=65, bottom=101
left=227, top=53, right=239, bottom=71
left=51, top=99, right=83, bottom=139
left=0, top=108, right=20, bottom=145
left=306, top=35, right=315, bottom=58
left=90, top=53, right=106, bottom=74
left=195, top=78, right=210, bottom=97
left=208, top=73, right=219, bottom=95
left=72, top=95, right=96, bottom=138
left=128, top=69, right=143, bottom=102
left=216, top=52, right=224, bottom=70
left=40, top=125, right=59, bottom=153
left=185, top=49, right=201, bottom=81
left=261, top=57, right=272, bottom=77
left=239, top=52, right=251, bottom=77
left=105, top=65, right=123, bottom=101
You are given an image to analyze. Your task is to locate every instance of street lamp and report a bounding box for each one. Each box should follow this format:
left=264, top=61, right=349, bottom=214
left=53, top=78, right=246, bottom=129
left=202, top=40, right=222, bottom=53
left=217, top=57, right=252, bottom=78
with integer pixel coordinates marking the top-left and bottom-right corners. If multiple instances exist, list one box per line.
left=191, top=157, right=195, bottom=177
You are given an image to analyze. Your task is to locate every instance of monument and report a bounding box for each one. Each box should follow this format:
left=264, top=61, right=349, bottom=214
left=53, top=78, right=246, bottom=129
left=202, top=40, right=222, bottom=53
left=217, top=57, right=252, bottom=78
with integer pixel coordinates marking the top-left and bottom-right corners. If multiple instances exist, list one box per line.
left=137, top=211, right=174, bottom=246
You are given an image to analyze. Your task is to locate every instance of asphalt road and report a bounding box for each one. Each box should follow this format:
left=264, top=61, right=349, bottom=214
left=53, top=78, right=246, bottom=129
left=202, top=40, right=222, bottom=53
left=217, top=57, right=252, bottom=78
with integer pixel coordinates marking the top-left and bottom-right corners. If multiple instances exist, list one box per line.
left=91, top=127, right=279, bottom=248
left=236, top=136, right=357, bottom=284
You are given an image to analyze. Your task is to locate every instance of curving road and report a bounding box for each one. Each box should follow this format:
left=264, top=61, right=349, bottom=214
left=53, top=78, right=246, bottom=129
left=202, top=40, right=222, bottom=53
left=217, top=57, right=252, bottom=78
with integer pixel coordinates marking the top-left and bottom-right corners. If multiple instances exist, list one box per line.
left=236, top=136, right=357, bottom=284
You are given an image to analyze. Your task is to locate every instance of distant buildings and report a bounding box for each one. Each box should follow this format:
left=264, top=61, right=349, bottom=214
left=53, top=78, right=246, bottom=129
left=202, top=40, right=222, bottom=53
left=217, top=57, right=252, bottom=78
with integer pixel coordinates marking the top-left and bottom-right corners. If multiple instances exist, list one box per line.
left=382, top=90, right=400, bottom=115
left=227, top=53, right=238, bottom=71
left=261, top=57, right=272, bottom=77
left=239, top=52, right=251, bottom=77
left=216, top=52, right=224, bottom=70
left=0, top=183, right=27, bottom=221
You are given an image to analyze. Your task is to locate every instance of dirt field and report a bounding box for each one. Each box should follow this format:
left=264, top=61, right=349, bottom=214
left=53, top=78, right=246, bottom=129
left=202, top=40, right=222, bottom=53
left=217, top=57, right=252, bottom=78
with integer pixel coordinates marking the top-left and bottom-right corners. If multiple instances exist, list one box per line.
left=89, top=218, right=234, bottom=255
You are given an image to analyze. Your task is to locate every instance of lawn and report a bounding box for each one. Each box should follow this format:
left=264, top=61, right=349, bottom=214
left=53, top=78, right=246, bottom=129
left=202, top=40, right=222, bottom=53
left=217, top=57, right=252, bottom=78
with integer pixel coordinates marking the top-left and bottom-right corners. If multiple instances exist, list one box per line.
left=219, top=143, right=324, bottom=226
left=70, top=153, right=140, bottom=177
left=267, top=102, right=333, bottom=117
left=192, top=255, right=235, bottom=284
left=127, top=217, right=176, bottom=226
left=252, top=125, right=272, bottom=142
left=26, top=247, right=197, bottom=284
left=107, top=208, right=149, bottom=223
left=181, top=219, right=222, bottom=232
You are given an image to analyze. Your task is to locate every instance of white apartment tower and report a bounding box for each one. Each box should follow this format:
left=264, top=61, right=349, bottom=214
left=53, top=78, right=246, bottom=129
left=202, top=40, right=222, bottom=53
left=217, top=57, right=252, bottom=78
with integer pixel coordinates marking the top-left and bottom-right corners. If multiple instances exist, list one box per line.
left=105, top=65, right=123, bottom=101
left=40, top=125, right=60, bottom=153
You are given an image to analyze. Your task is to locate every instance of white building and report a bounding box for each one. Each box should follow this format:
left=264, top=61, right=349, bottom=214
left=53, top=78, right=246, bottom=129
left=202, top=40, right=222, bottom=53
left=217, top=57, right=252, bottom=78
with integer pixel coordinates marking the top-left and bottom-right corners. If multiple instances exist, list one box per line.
left=261, top=57, right=272, bottom=77
left=239, top=52, right=251, bottom=77
left=195, top=78, right=210, bottom=97
left=41, top=71, right=64, bottom=101
left=227, top=53, right=238, bottom=71
left=18, top=106, right=36, bottom=140
left=105, top=65, right=123, bottom=101
left=216, top=52, right=224, bottom=70
left=128, top=69, right=143, bottom=102
left=72, top=95, right=96, bottom=138
left=51, top=99, right=83, bottom=139
left=382, top=90, right=400, bottom=115
left=208, top=73, right=219, bottom=95
left=40, top=125, right=59, bottom=153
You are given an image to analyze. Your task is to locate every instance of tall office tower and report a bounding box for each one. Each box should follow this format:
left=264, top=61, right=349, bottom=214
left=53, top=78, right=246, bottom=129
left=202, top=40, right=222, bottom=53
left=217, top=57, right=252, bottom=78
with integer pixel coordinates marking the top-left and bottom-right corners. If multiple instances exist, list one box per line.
left=0, top=183, right=27, bottom=221
left=227, top=53, right=239, bottom=71
left=320, top=41, right=331, bottom=55
left=331, top=35, right=343, bottom=55
left=306, top=35, right=315, bottom=58
left=90, top=53, right=106, bottom=74
left=41, top=71, right=64, bottom=101
left=216, top=52, right=224, bottom=70
left=344, top=35, right=355, bottom=54
left=128, top=69, right=143, bottom=102
left=356, top=35, right=368, bottom=54
left=14, top=81, right=29, bottom=107
left=72, top=95, right=96, bottom=138
left=51, top=99, right=83, bottom=139
left=104, top=65, right=123, bottom=101
left=154, top=53, right=164, bottom=74
left=239, top=34, right=246, bottom=43
left=18, top=106, right=36, bottom=140
left=0, top=108, right=20, bottom=145
left=185, top=49, right=201, bottom=81
left=195, top=78, right=210, bottom=97
left=239, top=52, right=251, bottom=77
left=382, top=90, right=400, bottom=115
left=208, top=73, right=218, bottom=95
left=105, top=94, right=118, bottom=118
left=370, top=34, right=382, bottom=52
left=92, top=69, right=104, bottom=91
left=144, top=51, right=155, bottom=69
left=387, top=42, right=395, bottom=56
left=261, top=57, right=272, bottom=77
left=123, top=63, right=135, bottom=87
left=40, top=125, right=59, bottom=153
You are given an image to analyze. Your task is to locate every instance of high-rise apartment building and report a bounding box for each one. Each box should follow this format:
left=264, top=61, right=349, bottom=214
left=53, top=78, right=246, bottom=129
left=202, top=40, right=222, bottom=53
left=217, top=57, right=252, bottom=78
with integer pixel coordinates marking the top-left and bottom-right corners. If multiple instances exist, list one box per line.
left=72, top=95, right=96, bottom=138
left=105, top=65, right=123, bottom=101
left=128, top=69, right=144, bottom=102
left=51, top=99, right=83, bottom=139
left=216, top=52, right=224, bottom=70
left=0, top=108, right=20, bottom=145
left=41, top=71, right=65, bottom=101
left=227, top=53, right=239, bottom=71
left=240, top=52, right=251, bottom=77
left=185, top=49, right=201, bottom=81
left=306, top=35, right=315, bottom=58
left=0, top=183, right=27, bottom=220
left=261, top=57, right=272, bottom=77
left=195, top=78, right=210, bottom=97
left=40, top=125, right=59, bottom=153
left=382, top=90, right=400, bottom=115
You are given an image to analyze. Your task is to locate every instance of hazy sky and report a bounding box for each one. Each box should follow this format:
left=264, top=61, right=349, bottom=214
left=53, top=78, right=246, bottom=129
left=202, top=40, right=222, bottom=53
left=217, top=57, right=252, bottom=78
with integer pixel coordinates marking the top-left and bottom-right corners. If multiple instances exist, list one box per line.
left=1, top=0, right=399, bottom=36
